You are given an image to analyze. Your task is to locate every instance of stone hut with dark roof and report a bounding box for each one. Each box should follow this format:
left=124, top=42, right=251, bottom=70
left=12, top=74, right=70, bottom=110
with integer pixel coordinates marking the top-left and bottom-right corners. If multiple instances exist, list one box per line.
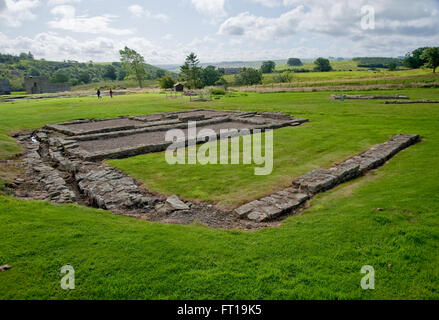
left=174, top=83, right=184, bottom=92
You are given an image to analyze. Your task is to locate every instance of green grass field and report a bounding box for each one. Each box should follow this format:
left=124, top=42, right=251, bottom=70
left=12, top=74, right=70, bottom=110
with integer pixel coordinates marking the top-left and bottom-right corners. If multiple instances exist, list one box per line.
left=275, top=60, right=363, bottom=71
left=224, top=67, right=437, bottom=88
left=0, top=85, right=438, bottom=299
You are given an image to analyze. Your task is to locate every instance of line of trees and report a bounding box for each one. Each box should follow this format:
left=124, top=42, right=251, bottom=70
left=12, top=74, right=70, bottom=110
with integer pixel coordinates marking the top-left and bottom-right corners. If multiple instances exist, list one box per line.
left=404, top=47, right=439, bottom=73
left=0, top=50, right=170, bottom=90
left=169, top=52, right=226, bottom=89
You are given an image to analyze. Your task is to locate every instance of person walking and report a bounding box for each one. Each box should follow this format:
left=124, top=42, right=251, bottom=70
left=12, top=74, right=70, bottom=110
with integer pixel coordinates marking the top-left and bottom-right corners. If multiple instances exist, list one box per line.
left=109, top=89, right=113, bottom=98
left=97, top=89, right=101, bottom=99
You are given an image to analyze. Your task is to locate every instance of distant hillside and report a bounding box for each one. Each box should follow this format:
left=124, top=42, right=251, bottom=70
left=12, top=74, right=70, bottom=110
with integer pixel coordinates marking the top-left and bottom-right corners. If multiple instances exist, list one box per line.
left=353, top=57, right=403, bottom=68
left=0, top=52, right=173, bottom=91
left=157, top=59, right=291, bottom=73
left=156, top=58, right=350, bottom=73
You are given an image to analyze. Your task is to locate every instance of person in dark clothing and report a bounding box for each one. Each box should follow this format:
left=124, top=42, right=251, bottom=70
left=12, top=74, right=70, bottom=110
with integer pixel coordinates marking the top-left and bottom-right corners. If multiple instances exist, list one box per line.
left=109, top=89, right=113, bottom=98
left=97, top=89, right=101, bottom=99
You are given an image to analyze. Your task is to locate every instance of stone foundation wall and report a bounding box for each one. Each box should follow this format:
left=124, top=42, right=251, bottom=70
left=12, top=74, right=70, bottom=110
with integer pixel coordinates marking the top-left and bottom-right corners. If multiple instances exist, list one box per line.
left=235, top=134, right=420, bottom=222
left=45, top=109, right=308, bottom=162
left=12, top=109, right=420, bottom=230
left=331, top=94, right=409, bottom=100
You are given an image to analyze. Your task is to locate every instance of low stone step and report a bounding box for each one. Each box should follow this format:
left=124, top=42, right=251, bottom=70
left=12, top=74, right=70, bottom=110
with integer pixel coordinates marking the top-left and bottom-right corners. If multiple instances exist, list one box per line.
left=293, top=168, right=338, bottom=194
left=235, top=189, right=309, bottom=222
left=237, top=133, right=419, bottom=223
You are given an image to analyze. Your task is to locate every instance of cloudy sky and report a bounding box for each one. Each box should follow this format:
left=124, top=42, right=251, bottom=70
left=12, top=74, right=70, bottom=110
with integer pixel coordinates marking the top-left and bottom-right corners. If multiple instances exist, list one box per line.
left=0, top=0, right=438, bottom=64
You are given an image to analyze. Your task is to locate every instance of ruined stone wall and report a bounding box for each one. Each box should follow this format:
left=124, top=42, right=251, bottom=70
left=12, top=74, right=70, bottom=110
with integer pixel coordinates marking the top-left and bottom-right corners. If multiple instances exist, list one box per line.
left=0, top=79, right=11, bottom=94
left=25, top=76, right=71, bottom=94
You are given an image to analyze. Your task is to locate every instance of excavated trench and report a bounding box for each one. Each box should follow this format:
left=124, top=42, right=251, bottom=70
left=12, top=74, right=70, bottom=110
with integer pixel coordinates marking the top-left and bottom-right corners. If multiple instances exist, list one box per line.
left=8, top=109, right=421, bottom=230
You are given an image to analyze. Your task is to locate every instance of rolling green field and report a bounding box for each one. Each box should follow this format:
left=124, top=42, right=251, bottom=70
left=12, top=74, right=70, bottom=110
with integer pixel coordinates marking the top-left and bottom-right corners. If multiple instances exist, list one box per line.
left=0, top=87, right=438, bottom=299
left=275, top=60, right=363, bottom=71
left=224, top=68, right=437, bottom=88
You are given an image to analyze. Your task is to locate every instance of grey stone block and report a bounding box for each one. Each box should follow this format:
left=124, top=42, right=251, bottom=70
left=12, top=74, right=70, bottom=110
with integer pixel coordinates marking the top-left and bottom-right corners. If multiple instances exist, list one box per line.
left=166, top=195, right=190, bottom=211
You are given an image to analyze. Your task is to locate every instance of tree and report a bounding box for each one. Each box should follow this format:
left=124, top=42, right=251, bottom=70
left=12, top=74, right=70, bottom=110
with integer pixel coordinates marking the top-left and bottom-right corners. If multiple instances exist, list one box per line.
left=19, top=52, right=33, bottom=60
left=118, top=69, right=127, bottom=80
left=30, top=68, right=40, bottom=76
left=314, top=58, right=332, bottom=72
left=158, top=75, right=176, bottom=89
left=404, top=47, right=428, bottom=69
left=155, top=69, right=166, bottom=79
left=235, top=68, right=262, bottom=86
left=180, top=52, right=203, bottom=89
left=51, top=70, right=69, bottom=83
left=103, top=65, right=117, bottom=80
left=119, top=46, right=147, bottom=88
left=202, top=66, right=222, bottom=86
left=421, top=47, right=439, bottom=73
left=79, top=71, right=91, bottom=84
left=215, top=77, right=229, bottom=90
left=287, top=58, right=303, bottom=66
left=388, top=61, right=397, bottom=71
left=261, top=61, right=276, bottom=74
left=274, top=71, right=293, bottom=83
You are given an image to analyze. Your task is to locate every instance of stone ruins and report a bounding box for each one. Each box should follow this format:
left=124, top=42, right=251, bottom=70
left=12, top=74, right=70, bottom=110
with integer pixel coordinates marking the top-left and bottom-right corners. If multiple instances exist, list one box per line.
left=384, top=100, right=439, bottom=104
left=10, top=108, right=420, bottom=230
left=330, top=94, right=409, bottom=100
left=234, top=134, right=420, bottom=222
left=24, top=76, right=71, bottom=94
left=44, top=109, right=308, bottom=161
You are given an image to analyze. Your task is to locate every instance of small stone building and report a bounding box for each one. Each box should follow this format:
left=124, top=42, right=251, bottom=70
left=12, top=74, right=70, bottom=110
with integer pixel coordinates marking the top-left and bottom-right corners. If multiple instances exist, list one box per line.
left=174, top=83, right=184, bottom=92
left=25, top=76, right=71, bottom=94
left=0, top=79, right=11, bottom=95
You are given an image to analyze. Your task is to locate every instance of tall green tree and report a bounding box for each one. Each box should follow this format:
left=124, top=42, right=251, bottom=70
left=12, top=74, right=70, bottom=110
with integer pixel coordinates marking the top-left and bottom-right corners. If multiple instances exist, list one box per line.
left=202, top=66, right=222, bottom=86
left=388, top=61, right=398, bottom=71
left=261, top=61, right=276, bottom=73
left=79, top=71, right=91, bottom=84
left=287, top=58, right=303, bottom=66
left=158, top=75, right=176, bottom=89
left=118, top=69, right=127, bottom=81
left=421, top=47, right=439, bottom=73
left=314, top=58, right=332, bottom=72
left=404, top=47, right=428, bottom=69
left=235, top=68, right=262, bottom=85
left=103, top=65, right=117, bottom=80
left=180, top=52, right=203, bottom=89
left=50, top=70, right=69, bottom=83
left=119, top=47, right=147, bottom=88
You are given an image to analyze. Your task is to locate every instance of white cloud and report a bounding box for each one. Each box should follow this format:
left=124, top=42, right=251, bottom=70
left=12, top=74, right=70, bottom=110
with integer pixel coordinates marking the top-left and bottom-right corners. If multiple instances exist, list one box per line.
left=219, top=6, right=303, bottom=40
left=2, top=0, right=439, bottom=64
left=47, top=0, right=81, bottom=6
left=220, top=0, right=439, bottom=40
left=48, top=5, right=133, bottom=35
left=0, top=0, right=41, bottom=27
left=128, top=4, right=169, bottom=22
left=247, top=0, right=281, bottom=8
left=0, top=31, right=117, bottom=61
left=0, top=31, right=186, bottom=64
left=128, top=4, right=143, bottom=17
left=191, top=0, right=226, bottom=17
left=163, top=33, right=173, bottom=40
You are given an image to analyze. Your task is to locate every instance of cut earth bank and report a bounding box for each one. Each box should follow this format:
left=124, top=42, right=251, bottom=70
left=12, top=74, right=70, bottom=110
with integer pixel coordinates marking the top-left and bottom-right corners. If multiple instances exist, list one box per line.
left=9, top=109, right=419, bottom=230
